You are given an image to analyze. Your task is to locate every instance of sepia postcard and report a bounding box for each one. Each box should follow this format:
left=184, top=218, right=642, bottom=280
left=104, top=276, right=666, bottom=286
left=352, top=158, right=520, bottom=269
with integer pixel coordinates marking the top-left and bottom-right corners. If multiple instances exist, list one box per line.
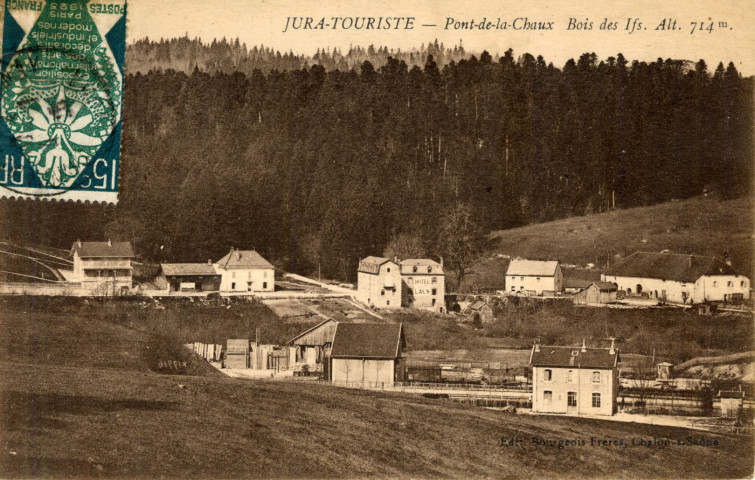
left=0, top=0, right=753, bottom=478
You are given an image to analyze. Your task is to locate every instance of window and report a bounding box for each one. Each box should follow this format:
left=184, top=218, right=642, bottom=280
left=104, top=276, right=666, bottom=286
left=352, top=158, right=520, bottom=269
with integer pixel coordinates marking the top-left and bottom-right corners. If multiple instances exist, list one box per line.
left=232, top=271, right=236, bottom=279
left=543, top=369, right=552, bottom=381
left=432, top=288, right=437, bottom=295
left=427, top=266, right=432, bottom=273
left=263, top=282, right=267, bottom=289
left=592, top=371, right=601, bottom=383
left=432, top=277, right=437, bottom=284
left=713, top=281, right=717, bottom=287
left=727, top=281, right=732, bottom=287
left=592, top=393, right=601, bottom=408
left=511, top=286, right=515, bottom=292
left=231, top=282, right=236, bottom=289
left=742, top=281, right=746, bottom=287
left=248, top=271, right=252, bottom=279
left=247, top=282, right=252, bottom=291
left=567, top=370, right=574, bottom=383
left=264, top=271, right=267, bottom=278
left=520, top=276, right=524, bottom=281
left=536, top=277, right=540, bottom=282
left=543, top=391, right=552, bottom=406
left=432, top=299, right=436, bottom=306
left=407, top=277, right=413, bottom=282
left=413, top=266, right=418, bottom=273
left=381, top=290, right=385, bottom=296
left=567, top=392, right=577, bottom=407
left=386, top=300, right=390, bottom=306
left=387, top=267, right=391, bottom=272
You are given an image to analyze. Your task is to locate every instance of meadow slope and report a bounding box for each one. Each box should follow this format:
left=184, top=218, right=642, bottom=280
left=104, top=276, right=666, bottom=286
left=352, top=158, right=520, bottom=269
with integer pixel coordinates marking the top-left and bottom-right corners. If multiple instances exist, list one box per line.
left=1, top=298, right=753, bottom=478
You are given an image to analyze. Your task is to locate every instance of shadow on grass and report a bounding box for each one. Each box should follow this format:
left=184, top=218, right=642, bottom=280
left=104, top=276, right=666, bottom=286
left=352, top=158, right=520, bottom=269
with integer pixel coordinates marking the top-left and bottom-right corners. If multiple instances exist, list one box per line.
left=2, top=391, right=178, bottom=431
left=1, top=453, right=114, bottom=479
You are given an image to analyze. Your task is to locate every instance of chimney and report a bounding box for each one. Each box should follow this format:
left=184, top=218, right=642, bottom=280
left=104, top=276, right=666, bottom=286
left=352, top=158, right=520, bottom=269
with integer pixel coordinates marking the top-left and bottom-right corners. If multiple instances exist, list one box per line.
left=581, top=338, right=587, bottom=353
left=438, top=255, right=444, bottom=268
left=534, top=338, right=540, bottom=352
left=724, top=250, right=732, bottom=266
left=237, top=251, right=242, bottom=260
left=609, top=338, right=616, bottom=355
left=107, top=238, right=112, bottom=247
left=207, top=259, right=212, bottom=265
left=77, top=239, right=81, bottom=247
left=688, top=255, right=693, bottom=268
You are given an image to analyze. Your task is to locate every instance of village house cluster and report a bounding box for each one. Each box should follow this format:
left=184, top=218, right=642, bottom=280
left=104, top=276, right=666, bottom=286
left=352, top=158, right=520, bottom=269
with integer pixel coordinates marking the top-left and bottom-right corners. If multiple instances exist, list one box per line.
left=504, top=252, right=750, bottom=305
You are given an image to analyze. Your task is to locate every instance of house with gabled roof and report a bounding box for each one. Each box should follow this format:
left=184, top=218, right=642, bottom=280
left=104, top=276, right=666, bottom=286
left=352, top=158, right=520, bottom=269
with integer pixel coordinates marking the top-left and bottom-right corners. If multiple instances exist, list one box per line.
left=530, top=341, right=620, bottom=416
left=70, top=239, right=134, bottom=295
left=330, top=322, right=406, bottom=387
left=601, top=251, right=750, bottom=304
left=214, top=248, right=274, bottom=292
left=399, top=258, right=445, bottom=312
left=506, top=259, right=563, bottom=296
left=357, top=256, right=401, bottom=309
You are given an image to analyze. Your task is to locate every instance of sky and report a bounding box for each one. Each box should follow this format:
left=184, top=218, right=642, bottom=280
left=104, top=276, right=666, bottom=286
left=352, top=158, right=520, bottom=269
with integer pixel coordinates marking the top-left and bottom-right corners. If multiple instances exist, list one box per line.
left=125, top=0, right=755, bottom=74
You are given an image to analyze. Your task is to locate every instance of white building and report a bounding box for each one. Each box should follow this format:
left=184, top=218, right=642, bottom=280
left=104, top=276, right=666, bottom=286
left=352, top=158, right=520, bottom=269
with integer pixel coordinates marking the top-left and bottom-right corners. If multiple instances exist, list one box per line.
left=357, top=256, right=402, bottom=309
left=70, top=240, right=134, bottom=295
left=214, top=248, right=274, bottom=292
left=601, top=252, right=750, bottom=304
left=399, top=258, right=445, bottom=313
left=506, top=259, right=563, bottom=296
left=330, top=322, right=405, bottom=387
left=530, top=341, right=620, bottom=416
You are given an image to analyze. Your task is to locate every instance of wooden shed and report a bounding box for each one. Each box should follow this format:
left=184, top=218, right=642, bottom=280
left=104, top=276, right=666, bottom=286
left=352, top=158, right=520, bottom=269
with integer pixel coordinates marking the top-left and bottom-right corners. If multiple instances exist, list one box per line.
left=330, top=323, right=405, bottom=387
left=572, top=282, right=618, bottom=305
left=225, top=339, right=250, bottom=369
left=287, top=317, right=344, bottom=378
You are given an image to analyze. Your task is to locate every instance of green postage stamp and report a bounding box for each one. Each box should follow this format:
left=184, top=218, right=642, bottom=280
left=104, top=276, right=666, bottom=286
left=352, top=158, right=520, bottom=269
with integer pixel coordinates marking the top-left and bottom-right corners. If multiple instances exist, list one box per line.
left=0, top=0, right=126, bottom=203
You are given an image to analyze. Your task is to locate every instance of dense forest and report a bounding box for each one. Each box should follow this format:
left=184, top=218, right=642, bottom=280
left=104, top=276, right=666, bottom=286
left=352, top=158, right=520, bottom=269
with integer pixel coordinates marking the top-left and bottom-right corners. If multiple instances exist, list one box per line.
left=1, top=39, right=752, bottom=281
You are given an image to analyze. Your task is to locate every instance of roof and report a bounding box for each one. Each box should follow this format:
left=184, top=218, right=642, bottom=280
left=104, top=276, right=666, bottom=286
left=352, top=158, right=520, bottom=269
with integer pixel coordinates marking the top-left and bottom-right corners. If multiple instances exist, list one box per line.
left=358, top=256, right=395, bottom=274
left=469, top=301, right=489, bottom=311
left=399, top=258, right=444, bottom=275
left=507, top=259, right=560, bottom=276
left=589, top=281, right=618, bottom=292
left=71, top=241, right=134, bottom=258
left=564, top=278, right=594, bottom=289
left=161, top=263, right=219, bottom=276
left=330, top=323, right=405, bottom=358
left=530, top=345, right=619, bottom=369
left=215, top=249, right=274, bottom=270
left=604, top=252, right=738, bottom=283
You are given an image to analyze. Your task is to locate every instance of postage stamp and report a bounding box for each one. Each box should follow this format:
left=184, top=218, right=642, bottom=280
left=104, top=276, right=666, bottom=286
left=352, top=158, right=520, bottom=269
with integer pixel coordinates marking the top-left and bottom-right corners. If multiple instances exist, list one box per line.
left=0, top=0, right=126, bottom=203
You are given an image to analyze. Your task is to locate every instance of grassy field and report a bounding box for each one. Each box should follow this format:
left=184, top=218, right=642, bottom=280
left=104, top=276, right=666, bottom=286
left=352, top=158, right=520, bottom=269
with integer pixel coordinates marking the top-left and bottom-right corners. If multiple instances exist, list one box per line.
left=454, top=196, right=754, bottom=293
left=1, top=300, right=753, bottom=478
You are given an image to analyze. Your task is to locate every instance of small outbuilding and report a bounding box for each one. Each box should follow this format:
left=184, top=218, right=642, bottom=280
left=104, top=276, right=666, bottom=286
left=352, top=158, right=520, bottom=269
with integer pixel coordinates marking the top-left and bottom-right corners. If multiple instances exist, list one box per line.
left=572, top=282, right=618, bottom=305
left=330, top=323, right=406, bottom=387
left=464, top=301, right=494, bottom=324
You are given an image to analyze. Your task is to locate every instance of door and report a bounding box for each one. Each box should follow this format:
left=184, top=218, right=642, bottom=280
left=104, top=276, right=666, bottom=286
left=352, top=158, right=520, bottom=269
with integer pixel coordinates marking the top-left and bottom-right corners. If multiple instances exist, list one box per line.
left=567, top=391, right=578, bottom=413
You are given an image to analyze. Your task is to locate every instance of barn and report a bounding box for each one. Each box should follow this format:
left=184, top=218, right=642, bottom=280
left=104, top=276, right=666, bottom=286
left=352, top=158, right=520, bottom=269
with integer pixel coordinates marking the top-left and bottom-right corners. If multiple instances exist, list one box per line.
left=330, top=323, right=406, bottom=387
left=572, top=282, right=618, bottom=305
left=159, top=262, right=221, bottom=292
left=287, top=317, right=343, bottom=378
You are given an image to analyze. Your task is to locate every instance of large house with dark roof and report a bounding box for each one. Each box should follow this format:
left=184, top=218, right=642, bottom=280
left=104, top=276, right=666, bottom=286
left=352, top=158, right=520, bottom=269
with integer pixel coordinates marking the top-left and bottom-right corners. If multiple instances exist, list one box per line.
left=506, top=259, right=563, bottom=296
left=214, top=248, right=274, bottom=292
left=399, top=258, right=445, bottom=312
left=530, top=341, right=620, bottom=416
left=330, top=322, right=406, bottom=387
left=70, top=240, right=134, bottom=295
left=601, top=252, right=750, bottom=304
left=357, top=256, right=402, bottom=309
